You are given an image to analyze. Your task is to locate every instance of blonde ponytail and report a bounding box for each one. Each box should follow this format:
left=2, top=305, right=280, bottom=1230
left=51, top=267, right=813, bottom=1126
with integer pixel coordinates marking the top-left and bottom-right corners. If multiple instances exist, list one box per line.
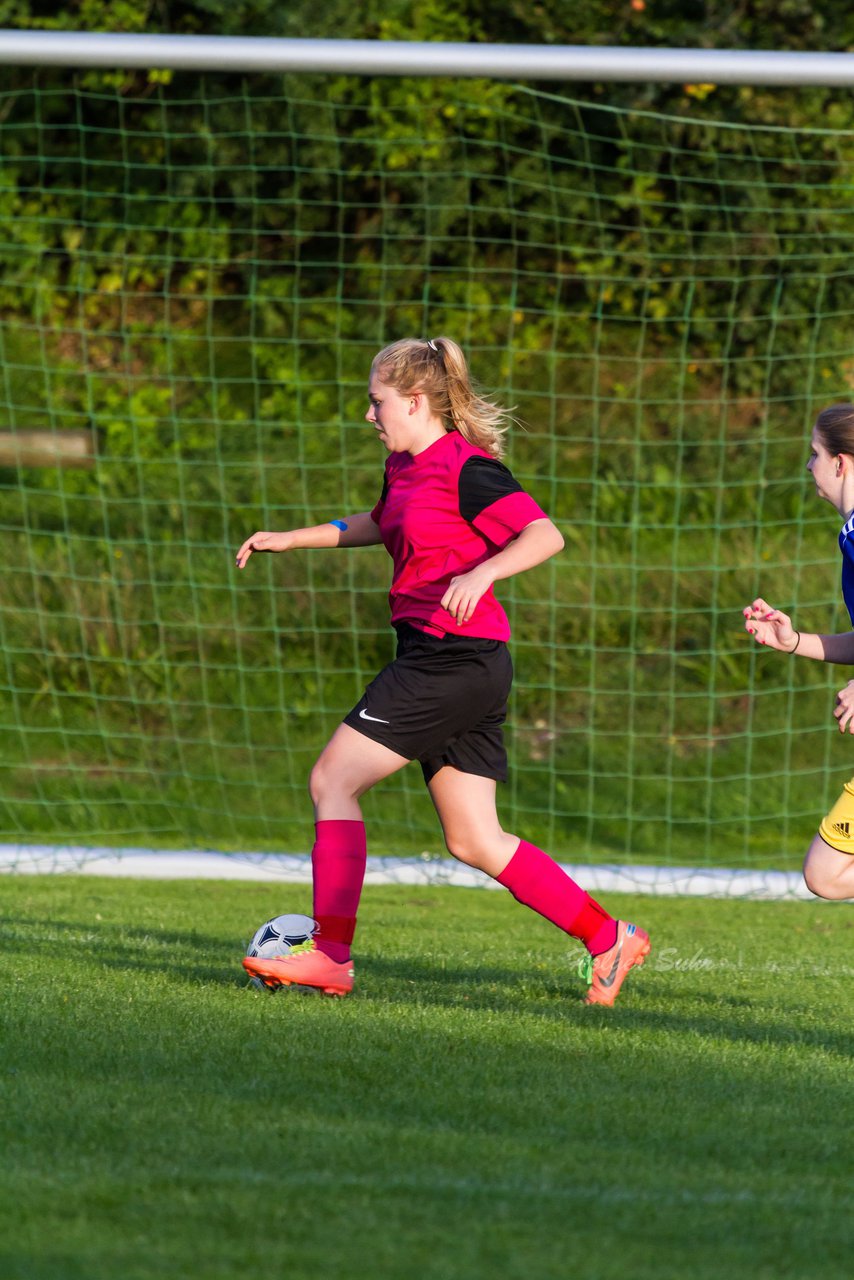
left=371, top=336, right=511, bottom=459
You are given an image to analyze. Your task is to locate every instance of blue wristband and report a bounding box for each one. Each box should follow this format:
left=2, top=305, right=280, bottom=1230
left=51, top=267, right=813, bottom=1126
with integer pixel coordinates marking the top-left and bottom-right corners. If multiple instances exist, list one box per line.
left=330, top=519, right=348, bottom=531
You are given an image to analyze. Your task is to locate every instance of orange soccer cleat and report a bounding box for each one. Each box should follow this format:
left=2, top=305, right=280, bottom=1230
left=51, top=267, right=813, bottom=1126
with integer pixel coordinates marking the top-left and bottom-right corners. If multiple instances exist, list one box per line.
left=580, top=920, right=650, bottom=1007
left=243, top=942, right=354, bottom=997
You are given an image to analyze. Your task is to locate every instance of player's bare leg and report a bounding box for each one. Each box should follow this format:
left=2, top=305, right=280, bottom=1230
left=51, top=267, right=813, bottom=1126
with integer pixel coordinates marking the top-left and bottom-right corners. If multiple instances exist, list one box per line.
left=426, top=767, right=519, bottom=876
left=243, top=725, right=410, bottom=994
left=428, top=766, right=648, bottom=1004
left=802, top=832, right=854, bottom=900
left=309, top=722, right=410, bottom=819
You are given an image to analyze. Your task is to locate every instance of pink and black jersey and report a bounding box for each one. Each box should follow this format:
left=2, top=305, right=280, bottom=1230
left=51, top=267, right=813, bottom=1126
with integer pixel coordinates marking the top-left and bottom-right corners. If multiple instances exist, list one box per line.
left=369, top=430, right=548, bottom=641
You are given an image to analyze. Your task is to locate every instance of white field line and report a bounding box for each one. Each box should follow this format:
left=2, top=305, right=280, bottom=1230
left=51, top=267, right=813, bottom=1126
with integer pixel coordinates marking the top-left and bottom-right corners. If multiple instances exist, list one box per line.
left=0, top=844, right=818, bottom=900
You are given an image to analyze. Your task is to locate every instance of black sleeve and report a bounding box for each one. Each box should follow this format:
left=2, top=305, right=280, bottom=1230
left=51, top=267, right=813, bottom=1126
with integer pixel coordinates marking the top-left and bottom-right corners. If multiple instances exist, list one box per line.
left=370, top=473, right=389, bottom=522
left=458, top=456, right=523, bottom=523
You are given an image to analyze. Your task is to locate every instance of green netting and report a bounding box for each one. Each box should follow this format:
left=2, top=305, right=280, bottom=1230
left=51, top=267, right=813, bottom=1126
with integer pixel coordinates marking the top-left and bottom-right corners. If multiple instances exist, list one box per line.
left=1, top=73, right=853, bottom=876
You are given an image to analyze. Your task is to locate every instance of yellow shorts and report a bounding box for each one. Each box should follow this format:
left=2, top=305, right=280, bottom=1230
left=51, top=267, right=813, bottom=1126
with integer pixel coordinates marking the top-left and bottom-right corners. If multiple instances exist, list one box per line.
left=819, top=778, right=854, bottom=855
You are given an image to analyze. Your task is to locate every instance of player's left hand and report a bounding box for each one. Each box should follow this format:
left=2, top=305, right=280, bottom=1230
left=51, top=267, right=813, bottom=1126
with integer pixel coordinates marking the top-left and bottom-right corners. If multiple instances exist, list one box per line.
left=742, top=597, right=798, bottom=652
left=834, top=680, right=854, bottom=733
left=441, top=565, right=495, bottom=626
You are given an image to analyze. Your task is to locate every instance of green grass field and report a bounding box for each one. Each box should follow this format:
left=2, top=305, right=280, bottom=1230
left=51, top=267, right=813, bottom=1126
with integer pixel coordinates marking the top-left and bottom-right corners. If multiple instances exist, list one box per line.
left=2, top=876, right=852, bottom=1280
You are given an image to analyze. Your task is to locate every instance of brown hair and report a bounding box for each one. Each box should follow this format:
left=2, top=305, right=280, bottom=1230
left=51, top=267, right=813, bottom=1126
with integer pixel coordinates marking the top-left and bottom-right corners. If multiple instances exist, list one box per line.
left=371, top=336, right=510, bottom=459
left=815, top=403, right=854, bottom=457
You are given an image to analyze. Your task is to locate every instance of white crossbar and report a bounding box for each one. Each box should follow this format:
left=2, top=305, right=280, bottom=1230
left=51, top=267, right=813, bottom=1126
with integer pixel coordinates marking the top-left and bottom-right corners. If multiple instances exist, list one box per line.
left=1, top=32, right=854, bottom=85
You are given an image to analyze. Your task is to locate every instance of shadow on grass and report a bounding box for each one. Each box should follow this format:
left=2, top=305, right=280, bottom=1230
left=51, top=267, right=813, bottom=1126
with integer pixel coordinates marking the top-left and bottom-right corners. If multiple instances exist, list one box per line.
left=0, top=910, right=599, bottom=1006
left=0, top=913, right=242, bottom=986
left=614, top=986, right=854, bottom=1058
left=6, top=913, right=854, bottom=1063
left=244, top=951, right=854, bottom=1062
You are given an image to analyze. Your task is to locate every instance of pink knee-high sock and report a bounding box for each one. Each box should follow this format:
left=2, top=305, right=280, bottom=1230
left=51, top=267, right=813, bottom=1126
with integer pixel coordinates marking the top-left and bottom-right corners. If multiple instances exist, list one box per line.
left=311, top=819, right=367, bottom=963
left=496, top=839, right=618, bottom=956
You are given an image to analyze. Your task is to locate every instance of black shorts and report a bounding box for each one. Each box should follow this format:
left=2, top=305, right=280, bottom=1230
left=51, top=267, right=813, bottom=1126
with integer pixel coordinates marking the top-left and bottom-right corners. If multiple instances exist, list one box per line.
left=343, top=623, right=513, bottom=784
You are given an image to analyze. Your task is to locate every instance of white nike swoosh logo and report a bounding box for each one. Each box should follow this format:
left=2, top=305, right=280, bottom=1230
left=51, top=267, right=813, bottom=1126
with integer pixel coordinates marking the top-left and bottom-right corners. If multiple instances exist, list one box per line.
left=359, top=708, right=390, bottom=724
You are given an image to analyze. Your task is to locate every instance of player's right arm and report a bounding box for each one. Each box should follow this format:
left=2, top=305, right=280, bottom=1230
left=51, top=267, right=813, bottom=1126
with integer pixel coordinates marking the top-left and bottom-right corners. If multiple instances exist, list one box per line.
left=236, top=511, right=381, bottom=568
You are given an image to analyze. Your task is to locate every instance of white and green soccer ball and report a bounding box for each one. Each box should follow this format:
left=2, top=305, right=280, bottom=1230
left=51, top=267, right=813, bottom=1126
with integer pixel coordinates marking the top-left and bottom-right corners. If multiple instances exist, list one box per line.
left=245, top=912, right=317, bottom=991
left=246, top=913, right=317, bottom=962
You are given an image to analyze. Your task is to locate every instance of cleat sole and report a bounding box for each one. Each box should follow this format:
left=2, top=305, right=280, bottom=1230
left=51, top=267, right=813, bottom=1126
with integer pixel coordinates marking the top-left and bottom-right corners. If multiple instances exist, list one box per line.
left=242, top=954, right=353, bottom=997
left=268, top=977, right=349, bottom=997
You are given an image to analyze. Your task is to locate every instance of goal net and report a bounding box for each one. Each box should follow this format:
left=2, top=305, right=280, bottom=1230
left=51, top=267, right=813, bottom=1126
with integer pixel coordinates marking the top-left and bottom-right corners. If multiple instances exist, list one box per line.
left=1, top=69, right=850, bottom=891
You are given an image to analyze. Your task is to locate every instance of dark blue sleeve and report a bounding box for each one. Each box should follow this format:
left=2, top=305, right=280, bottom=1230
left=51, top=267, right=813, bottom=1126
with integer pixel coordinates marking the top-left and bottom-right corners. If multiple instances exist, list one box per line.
left=840, top=530, right=854, bottom=625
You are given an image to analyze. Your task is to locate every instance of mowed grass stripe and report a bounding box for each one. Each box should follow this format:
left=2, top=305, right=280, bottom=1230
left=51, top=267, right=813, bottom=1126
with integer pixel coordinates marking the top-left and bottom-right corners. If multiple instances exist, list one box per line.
left=1, top=879, right=852, bottom=1280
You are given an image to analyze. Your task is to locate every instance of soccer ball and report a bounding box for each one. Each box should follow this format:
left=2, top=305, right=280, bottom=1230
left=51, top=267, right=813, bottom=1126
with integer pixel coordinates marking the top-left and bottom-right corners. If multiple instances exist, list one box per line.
left=245, top=913, right=317, bottom=990
left=246, top=913, right=317, bottom=960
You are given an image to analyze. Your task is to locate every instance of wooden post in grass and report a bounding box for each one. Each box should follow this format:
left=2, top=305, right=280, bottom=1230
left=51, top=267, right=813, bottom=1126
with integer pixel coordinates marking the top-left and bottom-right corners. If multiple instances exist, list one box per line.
left=0, top=430, right=94, bottom=468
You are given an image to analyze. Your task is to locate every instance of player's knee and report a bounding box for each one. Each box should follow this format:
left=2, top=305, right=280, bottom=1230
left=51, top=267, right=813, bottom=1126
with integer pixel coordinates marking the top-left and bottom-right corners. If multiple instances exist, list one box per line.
left=802, top=861, right=828, bottom=897
left=803, top=861, right=844, bottom=899
left=443, top=831, right=487, bottom=868
left=308, top=755, right=362, bottom=808
left=804, top=871, right=840, bottom=900
left=308, top=757, right=335, bottom=807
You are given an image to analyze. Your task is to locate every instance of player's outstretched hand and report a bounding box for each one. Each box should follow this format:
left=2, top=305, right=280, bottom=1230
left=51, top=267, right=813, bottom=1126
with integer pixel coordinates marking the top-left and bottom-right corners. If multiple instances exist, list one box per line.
left=235, top=531, right=293, bottom=569
left=742, top=598, right=798, bottom=653
left=834, top=681, right=854, bottom=734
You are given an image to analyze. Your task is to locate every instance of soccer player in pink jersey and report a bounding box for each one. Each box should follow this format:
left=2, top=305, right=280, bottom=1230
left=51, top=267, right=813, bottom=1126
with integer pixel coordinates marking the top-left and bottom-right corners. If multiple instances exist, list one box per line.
left=237, top=337, right=650, bottom=1004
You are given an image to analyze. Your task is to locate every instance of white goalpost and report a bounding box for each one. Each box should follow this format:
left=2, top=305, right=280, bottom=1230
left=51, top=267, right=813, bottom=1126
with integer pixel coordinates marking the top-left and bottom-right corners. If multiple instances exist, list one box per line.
left=1, top=32, right=851, bottom=899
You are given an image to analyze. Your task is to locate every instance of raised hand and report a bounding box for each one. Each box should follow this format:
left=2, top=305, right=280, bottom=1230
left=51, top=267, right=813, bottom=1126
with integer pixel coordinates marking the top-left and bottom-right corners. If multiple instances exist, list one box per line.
left=742, top=597, right=799, bottom=653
